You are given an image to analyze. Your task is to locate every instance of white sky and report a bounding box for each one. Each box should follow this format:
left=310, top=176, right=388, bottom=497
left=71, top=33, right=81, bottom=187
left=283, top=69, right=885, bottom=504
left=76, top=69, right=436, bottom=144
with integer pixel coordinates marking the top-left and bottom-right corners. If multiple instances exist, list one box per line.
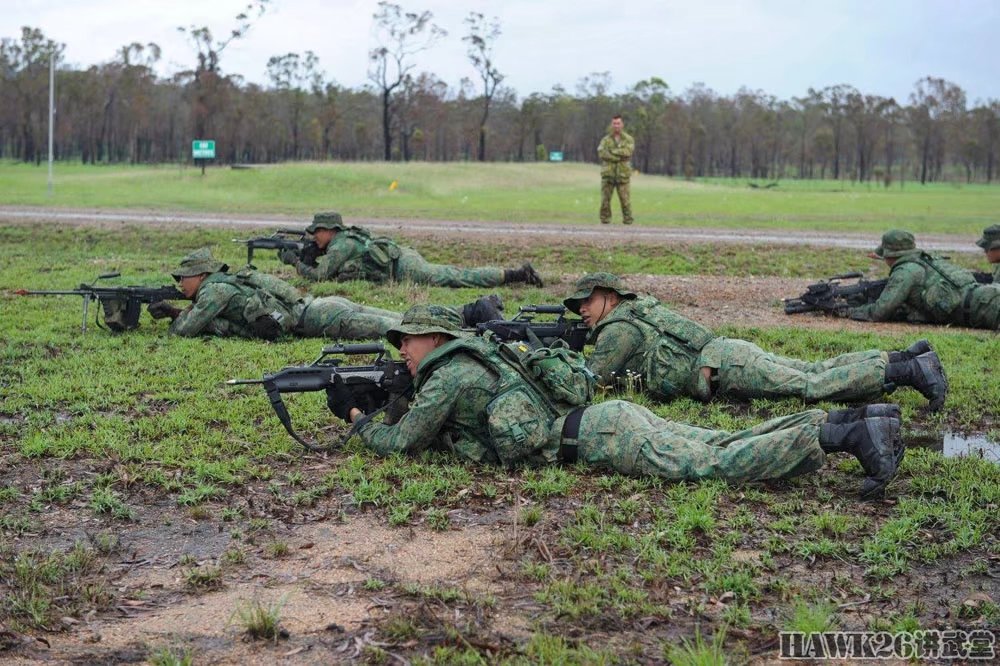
left=5, top=0, right=999, bottom=104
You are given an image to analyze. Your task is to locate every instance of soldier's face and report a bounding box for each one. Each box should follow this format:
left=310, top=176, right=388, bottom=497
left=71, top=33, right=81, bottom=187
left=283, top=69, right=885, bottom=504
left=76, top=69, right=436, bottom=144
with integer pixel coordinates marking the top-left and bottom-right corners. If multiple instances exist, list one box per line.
left=986, top=247, right=1000, bottom=263
left=611, top=118, right=624, bottom=133
left=178, top=274, right=206, bottom=299
left=400, top=333, right=445, bottom=376
left=313, top=229, right=336, bottom=249
left=578, top=290, right=620, bottom=328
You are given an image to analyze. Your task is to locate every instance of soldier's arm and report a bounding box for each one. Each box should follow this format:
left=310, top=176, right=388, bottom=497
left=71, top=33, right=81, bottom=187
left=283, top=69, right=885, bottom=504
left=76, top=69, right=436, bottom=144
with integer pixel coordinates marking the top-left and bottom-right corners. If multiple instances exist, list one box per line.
left=585, top=322, right=645, bottom=387
left=597, top=137, right=618, bottom=163
left=849, top=265, right=920, bottom=321
left=611, top=135, right=635, bottom=159
left=357, top=364, right=462, bottom=456
left=295, top=239, right=356, bottom=281
left=168, top=283, right=239, bottom=337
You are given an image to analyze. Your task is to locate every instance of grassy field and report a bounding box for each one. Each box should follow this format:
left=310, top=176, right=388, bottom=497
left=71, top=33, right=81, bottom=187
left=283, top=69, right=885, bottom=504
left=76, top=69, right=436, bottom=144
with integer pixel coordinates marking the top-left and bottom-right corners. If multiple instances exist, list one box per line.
left=2, top=160, right=999, bottom=234
left=1, top=221, right=997, bottom=663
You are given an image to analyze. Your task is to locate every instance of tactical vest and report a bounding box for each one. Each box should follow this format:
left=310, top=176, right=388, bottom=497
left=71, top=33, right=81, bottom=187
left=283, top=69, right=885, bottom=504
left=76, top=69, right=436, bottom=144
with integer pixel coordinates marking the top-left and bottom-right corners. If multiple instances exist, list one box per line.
left=592, top=296, right=716, bottom=400
left=333, top=228, right=402, bottom=283
left=416, top=336, right=594, bottom=467
left=894, top=253, right=977, bottom=321
left=212, top=269, right=309, bottom=339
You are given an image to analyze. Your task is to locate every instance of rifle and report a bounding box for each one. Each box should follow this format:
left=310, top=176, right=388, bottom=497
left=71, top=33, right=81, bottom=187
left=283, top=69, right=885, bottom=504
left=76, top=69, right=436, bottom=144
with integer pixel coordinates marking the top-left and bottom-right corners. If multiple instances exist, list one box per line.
left=784, top=272, right=888, bottom=315
left=233, top=228, right=321, bottom=267
left=475, top=304, right=589, bottom=351
left=226, top=343, right=412, bottom=452
left=14, top=272, right=187, bottom=332
left=973, top=271, right=994, bottom=285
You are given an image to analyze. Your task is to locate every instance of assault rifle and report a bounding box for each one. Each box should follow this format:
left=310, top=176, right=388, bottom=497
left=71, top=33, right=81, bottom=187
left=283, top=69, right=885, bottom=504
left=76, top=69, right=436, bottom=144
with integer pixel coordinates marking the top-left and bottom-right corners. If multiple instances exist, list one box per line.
left=973, top=271, right=993, bottom=285
left=233, top=228, right=320, bottom=267
left=475, top=304, right=589, bottom=351
left=784, top=272, right=888, bottom=315
left=14, top=272, right=187, bottom=332
left=226, top=343, right=412, bottom=452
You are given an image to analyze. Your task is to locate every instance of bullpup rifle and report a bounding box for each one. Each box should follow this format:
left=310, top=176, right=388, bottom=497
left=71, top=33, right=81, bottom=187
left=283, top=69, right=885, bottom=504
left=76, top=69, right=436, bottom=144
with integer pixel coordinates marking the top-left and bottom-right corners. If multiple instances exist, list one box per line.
left=233, top=228, right=320, bottom=267
left=475, top=304, right=589, bottom=351
left=226, top=343, right=412, bottom=452
left=14, top=272, right=187, bottom=332
left=784, top=272, right=887, bottom=315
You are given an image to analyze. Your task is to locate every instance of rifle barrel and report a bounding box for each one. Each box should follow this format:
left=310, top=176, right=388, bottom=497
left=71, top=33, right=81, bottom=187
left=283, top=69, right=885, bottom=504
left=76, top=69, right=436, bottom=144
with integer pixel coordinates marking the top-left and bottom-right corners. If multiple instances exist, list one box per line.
left=225, top=378, right=264, bottom=385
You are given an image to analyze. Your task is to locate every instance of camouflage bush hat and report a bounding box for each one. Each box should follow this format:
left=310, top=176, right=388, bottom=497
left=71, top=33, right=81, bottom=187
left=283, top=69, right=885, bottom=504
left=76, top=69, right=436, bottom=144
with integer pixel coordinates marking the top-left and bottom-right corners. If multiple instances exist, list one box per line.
left=562, top=272, right=637, bottom=315
left=305, top=211, right=345, bottom=233
left=386, top=304, right=467, bottom=349
left=874, top=229, right=916, bottom=258
left=976, top=224, right=1000, bottom=251
left=171, top=247, right=228, bottom=280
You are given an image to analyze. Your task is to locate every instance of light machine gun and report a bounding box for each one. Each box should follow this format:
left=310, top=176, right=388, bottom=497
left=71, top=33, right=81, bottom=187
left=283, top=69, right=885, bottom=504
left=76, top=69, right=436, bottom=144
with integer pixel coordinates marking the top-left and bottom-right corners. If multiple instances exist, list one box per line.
left=233, top=228, right=321, bottom=268
left=783, top=272, right=888, bottom=315
left=14, top=272, right=187, bottom=332
left=226, top=343, right=412, bottom=452
left=475, top=304, right=589, bottom=351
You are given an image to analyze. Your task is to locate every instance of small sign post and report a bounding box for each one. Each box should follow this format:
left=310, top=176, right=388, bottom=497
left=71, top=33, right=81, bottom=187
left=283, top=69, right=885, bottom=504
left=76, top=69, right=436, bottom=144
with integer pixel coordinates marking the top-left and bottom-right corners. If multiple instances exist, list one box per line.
left=549, top=151, right=564, bottom=162
left=192, top=140, right=216, bottom=175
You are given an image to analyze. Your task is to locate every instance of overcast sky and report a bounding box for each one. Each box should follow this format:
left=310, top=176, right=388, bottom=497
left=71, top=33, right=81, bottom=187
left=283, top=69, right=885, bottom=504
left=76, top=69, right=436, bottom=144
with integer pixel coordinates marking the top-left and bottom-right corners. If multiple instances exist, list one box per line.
left=5, top=0, right=998, bottom=104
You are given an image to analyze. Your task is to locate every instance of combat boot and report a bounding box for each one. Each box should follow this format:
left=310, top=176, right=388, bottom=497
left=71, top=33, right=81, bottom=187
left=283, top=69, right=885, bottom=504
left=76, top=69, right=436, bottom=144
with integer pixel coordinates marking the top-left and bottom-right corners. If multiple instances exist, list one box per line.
left=826, top=403, right=901, bottom=424
left=503, top=263, right=544, bottom=287
left=885, top=351, right=948, bottom=411
left=819, top=417, right=904, bottom=500
left=887, top=339, right=932, bottom=363
left=461, top=294, right=504, bottom=327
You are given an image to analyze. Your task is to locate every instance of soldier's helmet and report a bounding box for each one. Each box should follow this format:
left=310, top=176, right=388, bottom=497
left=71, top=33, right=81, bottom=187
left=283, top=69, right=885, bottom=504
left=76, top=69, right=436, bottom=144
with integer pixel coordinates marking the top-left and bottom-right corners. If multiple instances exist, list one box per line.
left=976, top=224, right=1000, bottom=251
left=171, top=247, right=228, bottom=280
left=306, top=211, right=346, bottom=234
left=874, top=229, right=916, bottom=258
left=563, top=272, right=637, bottom=315
left=387, top=304, right=467, bottom=349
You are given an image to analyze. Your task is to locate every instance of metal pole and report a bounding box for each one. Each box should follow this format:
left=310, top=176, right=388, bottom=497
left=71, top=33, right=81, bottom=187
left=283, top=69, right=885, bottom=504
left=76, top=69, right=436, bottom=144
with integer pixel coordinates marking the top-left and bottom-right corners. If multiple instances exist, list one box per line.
left=47, top=52, right=54, bottom=196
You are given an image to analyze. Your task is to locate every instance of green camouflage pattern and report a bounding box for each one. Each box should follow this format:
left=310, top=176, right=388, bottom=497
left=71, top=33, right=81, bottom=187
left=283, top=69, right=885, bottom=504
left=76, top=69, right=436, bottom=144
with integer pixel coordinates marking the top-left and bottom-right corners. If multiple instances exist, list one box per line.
left=874, top=229, right=916, bottom=258
left=976, top=224, right=1000, bottom=251
left=994, top=264, right=1000, bottom=283
left=598, top=128, right=635, bottom=225
left=357, top=337, right=827, bottom=482
left=294, top=229, right=504, bottom=287
left=295, top=297, right=400, bottom=340
left=386, top=304, right=466, bottom=348
left=171, top=247, right=228, bottom=279
left=588, top=297, right=888, bottom=402
left=563, top=272, right=637, bottom=314
left=305, top=211, right=345, bottom=233
left=600, top=180, right=633, bottom=225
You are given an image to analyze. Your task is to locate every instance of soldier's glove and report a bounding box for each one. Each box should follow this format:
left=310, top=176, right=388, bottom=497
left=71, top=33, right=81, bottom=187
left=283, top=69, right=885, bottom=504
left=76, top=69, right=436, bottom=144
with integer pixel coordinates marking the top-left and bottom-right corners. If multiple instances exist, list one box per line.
left=279, top=248, right=300, bottom=265
left=326, top=376, right=359, bottom=424
left=148, top=300, right=181, bottom=320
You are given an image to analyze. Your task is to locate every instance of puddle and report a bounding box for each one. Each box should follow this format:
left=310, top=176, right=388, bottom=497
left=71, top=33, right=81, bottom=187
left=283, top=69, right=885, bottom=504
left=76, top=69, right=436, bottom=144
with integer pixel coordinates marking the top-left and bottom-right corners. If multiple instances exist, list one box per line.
left=909, top=431, right=1000, bottom=463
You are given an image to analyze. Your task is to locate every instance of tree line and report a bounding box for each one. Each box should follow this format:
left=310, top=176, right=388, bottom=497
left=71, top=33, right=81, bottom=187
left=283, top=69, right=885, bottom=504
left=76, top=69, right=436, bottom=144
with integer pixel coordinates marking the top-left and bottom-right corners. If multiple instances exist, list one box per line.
left=2, top=4, right=998, bottom=184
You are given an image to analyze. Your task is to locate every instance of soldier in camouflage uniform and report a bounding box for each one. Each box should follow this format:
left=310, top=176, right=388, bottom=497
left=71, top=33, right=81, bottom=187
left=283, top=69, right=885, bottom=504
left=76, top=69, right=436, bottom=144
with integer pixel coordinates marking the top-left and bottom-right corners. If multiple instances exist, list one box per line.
left=597, top=115, right=635, bottom=225
left=148, top=248, right=503, bottom=341
left=976, top=224, right=1000, bottom=284
left=850, top=229, right=1000, bottom=330
left=279, top=212, right=543, bottom=288
left=326, top=305, right=906, bottom=499
left=563, top=272, right=948, bottom=411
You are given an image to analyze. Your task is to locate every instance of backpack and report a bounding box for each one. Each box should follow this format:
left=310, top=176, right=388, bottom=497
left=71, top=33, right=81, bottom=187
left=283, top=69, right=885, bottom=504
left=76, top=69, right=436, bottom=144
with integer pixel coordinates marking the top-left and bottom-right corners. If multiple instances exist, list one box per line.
left=897, top=253, right=976, bottom=321
left=335, top=229, right=402, bottom=282
left=223, top=269, right=308, bottom=340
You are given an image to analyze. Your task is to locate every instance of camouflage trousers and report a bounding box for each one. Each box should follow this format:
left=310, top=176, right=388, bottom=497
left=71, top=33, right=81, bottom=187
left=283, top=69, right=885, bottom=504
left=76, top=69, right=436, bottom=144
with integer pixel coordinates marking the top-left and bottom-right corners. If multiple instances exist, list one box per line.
left=394, top=248, right=505, bottom=288
left=600, top=178, right=633, bottom=224
left=296, top=296, right=400, bottom=340
left=698, top=338, right=887, bottom=402
left=958, top=285, right=1000, bottom=330
left=569, top=400, right=827, bottom=482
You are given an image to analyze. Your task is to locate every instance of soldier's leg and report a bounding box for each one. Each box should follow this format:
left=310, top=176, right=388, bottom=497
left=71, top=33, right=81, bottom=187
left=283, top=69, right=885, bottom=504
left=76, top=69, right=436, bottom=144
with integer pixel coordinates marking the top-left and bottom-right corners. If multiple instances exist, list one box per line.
left=296, top=296, right=401, bottom=340
left=395, top=248, right=505, bottom=288
left=964, top=286, right=1000, bottom=330
left=618, top=181, right=633, bottom=224
left=323, top=296, right=401, bottom=320
left=600, top=180, right=613, bottom=223
left=573, top=400, right=827, bottom=483
left=712, top=339, right=886, bottom=402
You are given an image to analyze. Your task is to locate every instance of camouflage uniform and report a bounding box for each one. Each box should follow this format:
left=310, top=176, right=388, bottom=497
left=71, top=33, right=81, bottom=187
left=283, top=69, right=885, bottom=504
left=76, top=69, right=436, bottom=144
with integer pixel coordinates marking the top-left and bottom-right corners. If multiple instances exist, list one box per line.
left=597, top=127, right=635, bottom=225
left=563, top=273, right=890, bottom=403
left=288, top=212, right=506, bottom=287
left=355, top=305, right=829, bottom=483
left=850, top=230, right=1000, bottom=330
left=976, top=224, right=1000, bottom=283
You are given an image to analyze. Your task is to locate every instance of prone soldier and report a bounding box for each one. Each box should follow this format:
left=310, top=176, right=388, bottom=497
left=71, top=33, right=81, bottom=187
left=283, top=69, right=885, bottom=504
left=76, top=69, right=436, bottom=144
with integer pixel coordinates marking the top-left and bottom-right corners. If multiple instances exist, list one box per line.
left=976, top=224, right=1000, bottom=284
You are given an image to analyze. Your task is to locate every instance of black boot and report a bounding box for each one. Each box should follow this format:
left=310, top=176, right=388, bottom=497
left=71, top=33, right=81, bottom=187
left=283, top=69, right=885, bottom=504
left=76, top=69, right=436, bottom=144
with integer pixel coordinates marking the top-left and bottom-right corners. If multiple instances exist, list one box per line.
left=826, top=403, right=901, bottom=424
left=503, top=263, right=544, bottom=287
left=819, top=417, right=904, bottom=499
left=887, top=339, right=932, bottom=363
left=461, top=294, right=504, bottom=327
left=885, top=351, right=948, bottom=412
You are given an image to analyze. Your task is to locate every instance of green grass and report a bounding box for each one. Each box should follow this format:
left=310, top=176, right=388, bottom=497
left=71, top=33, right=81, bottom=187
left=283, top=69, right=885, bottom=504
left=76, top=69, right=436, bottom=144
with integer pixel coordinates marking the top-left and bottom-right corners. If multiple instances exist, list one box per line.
left=1, top=161, right=998, bottom=234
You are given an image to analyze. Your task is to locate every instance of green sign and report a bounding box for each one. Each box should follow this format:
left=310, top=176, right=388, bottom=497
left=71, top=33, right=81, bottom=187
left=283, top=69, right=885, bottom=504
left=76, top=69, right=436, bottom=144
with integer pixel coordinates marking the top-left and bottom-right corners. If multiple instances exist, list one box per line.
left=549, top=151, right=564, bottom=162
left=192, top=140, right=216, bottom=159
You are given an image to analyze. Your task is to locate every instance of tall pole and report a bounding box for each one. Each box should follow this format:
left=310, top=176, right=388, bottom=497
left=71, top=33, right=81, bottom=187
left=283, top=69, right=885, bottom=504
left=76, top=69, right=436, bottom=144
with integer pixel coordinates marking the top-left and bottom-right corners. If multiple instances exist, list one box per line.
left=47, top=52, right=54, bottom=197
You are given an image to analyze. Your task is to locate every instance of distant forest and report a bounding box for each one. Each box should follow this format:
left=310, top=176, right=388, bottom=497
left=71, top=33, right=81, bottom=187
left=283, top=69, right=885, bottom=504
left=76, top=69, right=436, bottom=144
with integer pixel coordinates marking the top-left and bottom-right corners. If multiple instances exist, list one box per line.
left=2, top=9, right=998, bottom=184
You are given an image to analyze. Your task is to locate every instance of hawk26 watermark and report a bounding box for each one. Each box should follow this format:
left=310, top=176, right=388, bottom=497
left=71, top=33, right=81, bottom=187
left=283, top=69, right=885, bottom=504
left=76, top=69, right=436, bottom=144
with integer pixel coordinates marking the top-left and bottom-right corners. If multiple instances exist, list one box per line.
left=778, top=630, right=996, bottom=660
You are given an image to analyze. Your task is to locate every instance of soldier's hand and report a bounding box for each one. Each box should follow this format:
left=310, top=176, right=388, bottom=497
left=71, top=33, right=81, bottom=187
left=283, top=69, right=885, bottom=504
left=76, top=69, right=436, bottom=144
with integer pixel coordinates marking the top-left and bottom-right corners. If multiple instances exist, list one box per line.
left=279, top=248, right=300, bottom=265
left=148, top=300, right=181, bottom=320
left=326, top=376, right=359, bottom=424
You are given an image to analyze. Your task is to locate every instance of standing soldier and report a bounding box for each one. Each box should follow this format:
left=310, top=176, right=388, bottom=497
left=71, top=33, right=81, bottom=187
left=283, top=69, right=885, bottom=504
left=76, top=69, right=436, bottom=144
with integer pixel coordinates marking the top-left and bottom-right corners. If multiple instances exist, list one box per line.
left=976, top=224, right=1000, bottom=284
left=280, top=212, right=543, bottom=288
left=597, top=115, right=635, bottom=225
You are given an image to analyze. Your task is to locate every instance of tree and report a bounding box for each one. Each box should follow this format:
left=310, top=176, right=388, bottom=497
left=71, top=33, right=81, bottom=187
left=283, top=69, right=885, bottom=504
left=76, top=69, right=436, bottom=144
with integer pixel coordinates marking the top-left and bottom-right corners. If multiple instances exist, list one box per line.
left=266, top=51, right=322, bottom=159
left=462, top=12, right=504, bottom=161
left=368, top=2, right=445, bottom=161
left=908, top=77, right=966, bottom=184
left=0, top=27, right=64, bottom=163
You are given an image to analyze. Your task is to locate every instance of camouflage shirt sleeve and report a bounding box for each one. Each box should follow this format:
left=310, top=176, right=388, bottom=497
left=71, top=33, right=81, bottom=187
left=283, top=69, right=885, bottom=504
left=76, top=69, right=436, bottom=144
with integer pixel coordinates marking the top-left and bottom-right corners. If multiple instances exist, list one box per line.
left=849, top=263, right=924, bottom=321
left=597, top=136, right=618, bottom=163
left=993, top=264, right=1000, bottom=283
left=356, top=361, right=463, bottom=456
left=296, top=237, right=360, bottom=282
left=586, top=321, right=645, bottom=386
left=168, top=282, right=241, bottom=337
left=612, top=133, right=634, bottom=159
